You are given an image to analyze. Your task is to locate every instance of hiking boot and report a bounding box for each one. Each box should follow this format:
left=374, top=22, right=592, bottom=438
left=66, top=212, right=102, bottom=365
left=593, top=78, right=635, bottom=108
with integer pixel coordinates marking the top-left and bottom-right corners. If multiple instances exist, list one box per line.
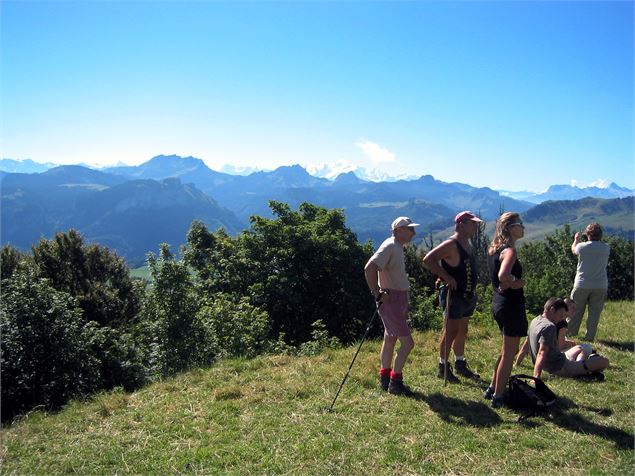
left=379, top=374, right=390, bottom=391
left=578, top=372, right=605, bottom=382
left=491, top=395, right=505, bottom=409
left=455, top=359, right=480, bottom=379
left=483, top=385, right=494, bottom=400
left=388, top=379, right=414, bottom=396
left=436, top=362, right=460, bottom=383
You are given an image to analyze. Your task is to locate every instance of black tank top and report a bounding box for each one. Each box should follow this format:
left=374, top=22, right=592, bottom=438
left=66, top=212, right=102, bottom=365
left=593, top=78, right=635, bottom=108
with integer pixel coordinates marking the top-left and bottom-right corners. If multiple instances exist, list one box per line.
left=441, top=239, right=477, bottom=296
left=488, top=245, right=525, bottom=310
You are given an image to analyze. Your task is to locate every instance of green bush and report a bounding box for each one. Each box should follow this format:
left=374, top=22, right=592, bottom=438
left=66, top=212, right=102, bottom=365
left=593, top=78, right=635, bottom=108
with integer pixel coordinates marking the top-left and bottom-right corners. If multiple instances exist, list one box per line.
left=144, top=244, right=203, bottom=376
left=298, top=319, right=341, bottom=356
left=197, top=293, right=271, bottom=359
left=408, top=285, right=442, bottom=331
left=1, top=269, right=100, bottom=420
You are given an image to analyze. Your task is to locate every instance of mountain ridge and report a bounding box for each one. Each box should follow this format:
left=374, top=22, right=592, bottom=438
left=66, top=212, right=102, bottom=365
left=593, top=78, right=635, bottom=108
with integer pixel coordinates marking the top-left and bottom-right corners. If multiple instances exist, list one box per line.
left=2, top=156, right=633, bottom=264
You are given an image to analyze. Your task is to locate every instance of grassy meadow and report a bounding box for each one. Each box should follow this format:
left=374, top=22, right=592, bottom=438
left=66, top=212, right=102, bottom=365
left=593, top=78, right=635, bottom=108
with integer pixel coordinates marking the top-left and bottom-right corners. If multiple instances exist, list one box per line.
left=2, top=301, right=633, bottom=475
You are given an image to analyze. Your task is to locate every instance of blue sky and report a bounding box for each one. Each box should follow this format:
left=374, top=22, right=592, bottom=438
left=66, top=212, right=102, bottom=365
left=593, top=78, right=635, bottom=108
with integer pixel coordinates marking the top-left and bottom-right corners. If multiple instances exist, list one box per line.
left=1, top=0, right=633, bottom=192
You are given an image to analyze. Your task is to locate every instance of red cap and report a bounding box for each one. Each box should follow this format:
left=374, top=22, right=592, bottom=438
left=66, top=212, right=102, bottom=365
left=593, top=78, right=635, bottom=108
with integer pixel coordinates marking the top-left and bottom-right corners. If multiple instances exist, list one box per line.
left=454, top=211, right=483, bottom=224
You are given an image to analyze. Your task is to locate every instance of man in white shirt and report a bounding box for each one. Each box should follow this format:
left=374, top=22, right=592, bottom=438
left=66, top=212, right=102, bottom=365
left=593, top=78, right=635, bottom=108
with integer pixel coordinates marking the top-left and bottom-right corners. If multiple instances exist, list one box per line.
left=364, top=216, right=419, bottom=396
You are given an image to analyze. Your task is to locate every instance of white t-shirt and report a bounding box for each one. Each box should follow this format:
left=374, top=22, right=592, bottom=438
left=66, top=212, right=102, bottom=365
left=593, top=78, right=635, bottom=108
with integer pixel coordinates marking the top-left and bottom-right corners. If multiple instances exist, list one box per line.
left=573, top=240, right=610, bottom=289
left=368, top=237, right=409, bottom=291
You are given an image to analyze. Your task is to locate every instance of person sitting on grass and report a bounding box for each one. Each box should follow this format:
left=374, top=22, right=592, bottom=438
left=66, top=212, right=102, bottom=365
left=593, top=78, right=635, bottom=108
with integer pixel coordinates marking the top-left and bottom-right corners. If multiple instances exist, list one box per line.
left=528, top=298, right=609, bottom=380
left=515, top=297, right=586, bottom=367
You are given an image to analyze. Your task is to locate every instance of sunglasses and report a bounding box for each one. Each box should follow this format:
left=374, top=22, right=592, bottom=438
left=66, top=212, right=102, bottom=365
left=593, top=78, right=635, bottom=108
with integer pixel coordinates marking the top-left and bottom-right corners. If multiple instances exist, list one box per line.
left=509, top=222, right=524, bottom=228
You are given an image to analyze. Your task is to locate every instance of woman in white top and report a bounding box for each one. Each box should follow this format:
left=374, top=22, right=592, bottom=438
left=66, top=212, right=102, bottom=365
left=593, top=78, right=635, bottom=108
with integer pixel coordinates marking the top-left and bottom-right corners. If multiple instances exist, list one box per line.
left=568, top=223, right=610, bottom=341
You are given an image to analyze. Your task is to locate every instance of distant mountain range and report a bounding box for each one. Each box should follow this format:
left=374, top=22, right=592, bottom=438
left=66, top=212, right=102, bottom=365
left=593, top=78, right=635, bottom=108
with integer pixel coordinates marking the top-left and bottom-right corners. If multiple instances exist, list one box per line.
left=2, top=155, right=633, bottom=265
left=5, top=156, right=632, bottom=201
left=498, top=183, right=634, bottom=203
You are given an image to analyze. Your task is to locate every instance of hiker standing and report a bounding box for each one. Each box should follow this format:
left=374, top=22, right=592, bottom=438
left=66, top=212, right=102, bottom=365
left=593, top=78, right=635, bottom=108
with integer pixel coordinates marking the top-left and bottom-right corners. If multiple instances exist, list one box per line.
left=423, top=211, right=482, bottom=382
left=364, top=216, right=419, bottom=396
left=568, top=223, right=610, bottom=342
left=484, top=212, right=527, bottom=408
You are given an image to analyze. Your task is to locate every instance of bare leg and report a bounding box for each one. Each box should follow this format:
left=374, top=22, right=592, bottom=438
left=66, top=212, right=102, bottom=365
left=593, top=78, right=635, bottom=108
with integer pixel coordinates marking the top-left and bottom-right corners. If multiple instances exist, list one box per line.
left=451, top=317, right=469, bottom=357
left=380, top=334, right=397, bottom=369
left=490, top=355, right=502, bottom=389
left=393, top=335, right=415, bottom=373
left=584, top=354, right=609, bottom=373
left=439, top=319, right=461, bottom=360
left=494, top=336, right=521, bottom=397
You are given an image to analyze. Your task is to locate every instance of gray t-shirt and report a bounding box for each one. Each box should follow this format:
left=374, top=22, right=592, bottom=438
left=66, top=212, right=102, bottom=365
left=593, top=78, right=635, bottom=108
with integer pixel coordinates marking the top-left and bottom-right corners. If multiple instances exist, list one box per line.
left=573, top=240, right=610, bottom=289
left=528, top=315, right=566, bottom=373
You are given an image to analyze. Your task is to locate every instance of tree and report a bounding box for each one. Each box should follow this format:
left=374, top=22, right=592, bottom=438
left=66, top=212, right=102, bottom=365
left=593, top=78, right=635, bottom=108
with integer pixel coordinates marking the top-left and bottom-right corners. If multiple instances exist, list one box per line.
left=605, top=235, right=633, bottom=301
left=144, top=244, right=205, bottom=375
left=518, top=225, right=578, bottom=315
left=31, top=230, right=141, bottom=328
left=1, top=268, right=100, bottom=420
left=0, top=245, right=24, bottom=281
left=183, top=202, right=375, bottom=344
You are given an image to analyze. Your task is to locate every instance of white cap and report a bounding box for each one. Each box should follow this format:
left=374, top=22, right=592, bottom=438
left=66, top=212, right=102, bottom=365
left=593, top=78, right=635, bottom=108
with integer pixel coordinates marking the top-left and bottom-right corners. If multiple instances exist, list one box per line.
left=391, top=216, right=420, bottom=230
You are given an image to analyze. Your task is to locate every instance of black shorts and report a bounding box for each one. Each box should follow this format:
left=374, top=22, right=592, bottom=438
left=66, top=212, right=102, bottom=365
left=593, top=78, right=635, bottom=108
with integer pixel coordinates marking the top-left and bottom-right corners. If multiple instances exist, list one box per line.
left=439, top=286, right=476, bottom=320
left=492, top=305, right=527, bottom=337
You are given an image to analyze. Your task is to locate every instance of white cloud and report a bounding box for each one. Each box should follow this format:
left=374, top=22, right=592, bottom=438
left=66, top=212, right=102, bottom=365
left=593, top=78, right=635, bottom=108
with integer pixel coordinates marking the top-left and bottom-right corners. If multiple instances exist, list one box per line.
left=355, top=139, right=396, bottom=164
left=570, top=179, right=578, bottom=188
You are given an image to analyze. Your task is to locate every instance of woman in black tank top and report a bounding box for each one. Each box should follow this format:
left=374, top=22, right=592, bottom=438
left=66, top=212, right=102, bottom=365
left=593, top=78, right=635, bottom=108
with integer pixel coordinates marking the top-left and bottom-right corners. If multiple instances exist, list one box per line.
left=484, top=212, right=527, bottom=408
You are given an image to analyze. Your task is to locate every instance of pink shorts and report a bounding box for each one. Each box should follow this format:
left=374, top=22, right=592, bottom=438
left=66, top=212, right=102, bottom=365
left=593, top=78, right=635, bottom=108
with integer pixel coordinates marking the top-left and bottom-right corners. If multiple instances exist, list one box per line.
left=378, top=289, right=411, bottom=337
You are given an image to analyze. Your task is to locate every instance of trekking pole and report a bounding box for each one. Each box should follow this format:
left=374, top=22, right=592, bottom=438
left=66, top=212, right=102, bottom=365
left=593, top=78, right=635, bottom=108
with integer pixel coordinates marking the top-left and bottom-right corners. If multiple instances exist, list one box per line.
left=443, top=287, right=451, bottom=387
left=328, top=294, right=384, bottom=413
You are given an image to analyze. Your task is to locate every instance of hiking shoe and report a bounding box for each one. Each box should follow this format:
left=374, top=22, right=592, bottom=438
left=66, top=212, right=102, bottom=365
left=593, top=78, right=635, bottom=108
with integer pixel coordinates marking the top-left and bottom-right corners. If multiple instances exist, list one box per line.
left=436, top=363, right=460, bottom=383
left=388, top=379, right=414, bottom=396
left=578, top=372, right=605, bottom=382
left=379, top=374, right=390, bottom=391
left=483, top=386, right=495, bottom=400
left=455, top=360, right=480, bottom=379
left=491, top=395, right=505, bottom=409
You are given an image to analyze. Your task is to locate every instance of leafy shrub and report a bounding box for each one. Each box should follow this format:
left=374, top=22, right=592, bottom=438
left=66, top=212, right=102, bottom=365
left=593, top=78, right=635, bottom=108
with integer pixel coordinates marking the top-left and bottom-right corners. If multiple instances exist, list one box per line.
left=183, top=202, right=375, bottom=345
left=1, top=269, right=100, bottom=420
left=31, top=230, right=141, bottom=328
left=197, top=293, right=271, bottom=359
left=144, top=244, right=203, bottom=376
left=298, top=319, right=341, bottom=356
left=518, top=225, right=578, bottom=315
left=408, top=285, right=442, bottom=331
left=86, top=324, right=148, bottom=392
left=606, top=235, right=634, bottom=300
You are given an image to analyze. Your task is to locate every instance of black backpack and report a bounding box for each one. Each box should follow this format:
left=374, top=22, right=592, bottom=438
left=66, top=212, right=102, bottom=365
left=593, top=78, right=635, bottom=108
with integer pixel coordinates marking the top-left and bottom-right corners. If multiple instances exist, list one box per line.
left=507, top=374, right=558, bottom=421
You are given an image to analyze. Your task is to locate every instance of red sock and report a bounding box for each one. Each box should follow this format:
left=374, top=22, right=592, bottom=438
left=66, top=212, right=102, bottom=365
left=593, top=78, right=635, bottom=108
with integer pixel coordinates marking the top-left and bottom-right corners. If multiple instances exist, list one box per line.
left=380, top=368, right=391, bottom=378
left=390, top=371, right=403, bottom=381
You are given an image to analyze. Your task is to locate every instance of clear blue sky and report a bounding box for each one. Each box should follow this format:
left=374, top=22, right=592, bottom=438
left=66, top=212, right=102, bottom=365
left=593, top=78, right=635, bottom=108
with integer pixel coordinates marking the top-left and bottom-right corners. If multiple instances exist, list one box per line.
left=2, top=0, right=633, bottom=191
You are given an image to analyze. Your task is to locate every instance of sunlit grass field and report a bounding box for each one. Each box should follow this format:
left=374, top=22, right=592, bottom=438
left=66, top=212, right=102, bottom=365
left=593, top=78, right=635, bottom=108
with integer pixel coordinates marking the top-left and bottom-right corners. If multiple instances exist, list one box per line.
left=2, top=301, right=633, bottom=474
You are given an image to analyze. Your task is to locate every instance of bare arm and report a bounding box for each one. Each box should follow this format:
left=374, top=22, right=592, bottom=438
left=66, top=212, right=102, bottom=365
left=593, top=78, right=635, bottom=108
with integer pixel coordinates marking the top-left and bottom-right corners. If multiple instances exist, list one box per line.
left=533, top=343, right=549, bottom=379
left=422, top=240, right=457, bottom=290
left=498, top=247, right=524, bottom=290
left=557, top=327, right=576, bottom=350
left=364, top=260, right=381, bottom=297
left=571, top=232, right=580, bottom=255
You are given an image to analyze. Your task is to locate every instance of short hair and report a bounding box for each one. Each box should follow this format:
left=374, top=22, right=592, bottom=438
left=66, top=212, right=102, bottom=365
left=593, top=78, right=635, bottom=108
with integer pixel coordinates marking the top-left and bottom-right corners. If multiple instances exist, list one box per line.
left=585, top=223, right=603, bottom=240
left=544, top=297, right=568, bottom=313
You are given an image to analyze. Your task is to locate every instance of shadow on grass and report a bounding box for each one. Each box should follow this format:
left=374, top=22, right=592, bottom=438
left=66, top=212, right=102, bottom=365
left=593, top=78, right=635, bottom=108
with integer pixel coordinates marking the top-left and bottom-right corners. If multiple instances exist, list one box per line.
left=597, top=340, right=634, bottom=353
left=547, top=397, right=634, bottom=450
left=423, top=392, right=502, bottom=427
